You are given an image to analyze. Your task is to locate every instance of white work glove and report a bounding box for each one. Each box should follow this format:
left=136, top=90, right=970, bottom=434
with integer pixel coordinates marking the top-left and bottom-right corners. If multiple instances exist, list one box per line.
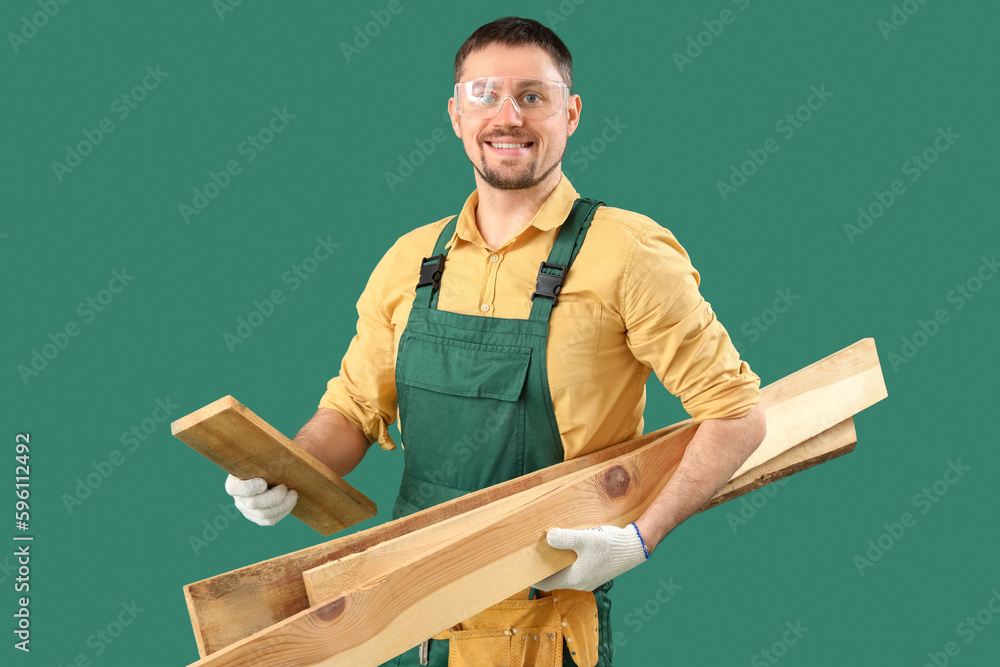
left=534, top=523, right=650, bottom=592
left=224, top=474, right=298, bottom=526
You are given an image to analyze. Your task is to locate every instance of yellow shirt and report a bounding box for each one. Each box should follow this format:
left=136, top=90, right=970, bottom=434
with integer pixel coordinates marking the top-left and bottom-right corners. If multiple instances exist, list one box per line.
left=319, top=172, right=760, bottom=460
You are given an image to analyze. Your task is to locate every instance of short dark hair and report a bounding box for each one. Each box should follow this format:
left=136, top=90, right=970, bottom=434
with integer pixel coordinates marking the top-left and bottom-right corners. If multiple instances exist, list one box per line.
left=454, top=17, right=574, bottom=92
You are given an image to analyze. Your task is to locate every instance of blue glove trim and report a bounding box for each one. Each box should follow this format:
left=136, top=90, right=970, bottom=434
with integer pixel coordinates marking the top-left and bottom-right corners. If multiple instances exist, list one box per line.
left=630, top=522, right=650, bottom=560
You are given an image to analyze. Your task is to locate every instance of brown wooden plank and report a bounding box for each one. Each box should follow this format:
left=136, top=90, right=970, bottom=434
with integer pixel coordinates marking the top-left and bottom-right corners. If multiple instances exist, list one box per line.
left=184, top=338, right=886, bottom=656
left=301, top=416, right=858, bottom=608
left=192, top=402, right=874, bottom=664
left=729, top=337, right=883, bottom=479
left=190, top=425, right=700, bottom=666
left=171, top=396, right=376, bottom=537
left=182, top=423, right=686, bottom=656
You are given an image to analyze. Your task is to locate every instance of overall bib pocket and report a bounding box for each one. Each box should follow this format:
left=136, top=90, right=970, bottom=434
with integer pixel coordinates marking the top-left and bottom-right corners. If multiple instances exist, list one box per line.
left=396, top=333, right=533, bottom=502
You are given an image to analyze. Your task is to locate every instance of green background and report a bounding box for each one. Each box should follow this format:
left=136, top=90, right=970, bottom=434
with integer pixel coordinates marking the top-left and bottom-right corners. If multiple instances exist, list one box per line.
left=3, top=0, right=998, bottom=664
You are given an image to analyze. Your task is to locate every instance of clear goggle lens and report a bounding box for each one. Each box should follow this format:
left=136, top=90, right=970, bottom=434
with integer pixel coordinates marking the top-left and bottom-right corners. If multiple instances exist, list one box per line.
left=454, top=77, right=569, bottom=119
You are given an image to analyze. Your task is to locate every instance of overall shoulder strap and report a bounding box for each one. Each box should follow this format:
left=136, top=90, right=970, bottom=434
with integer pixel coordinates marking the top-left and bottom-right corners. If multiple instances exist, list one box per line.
left=528, top=197, right=604, bottom=322
left=412, top=215, right=458, bottom=310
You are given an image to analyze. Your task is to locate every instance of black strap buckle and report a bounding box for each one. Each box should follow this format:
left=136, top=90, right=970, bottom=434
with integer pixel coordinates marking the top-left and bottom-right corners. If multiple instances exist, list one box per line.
left=531, top=261, right=567, bottom=307
left=417, top=254, right=445, bottom=293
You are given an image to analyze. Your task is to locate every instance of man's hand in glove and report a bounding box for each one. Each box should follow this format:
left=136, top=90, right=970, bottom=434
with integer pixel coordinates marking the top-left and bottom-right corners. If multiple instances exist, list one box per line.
left=224, top=474, right=298, bottom=526
left=534, top=523, right=650, bottom=592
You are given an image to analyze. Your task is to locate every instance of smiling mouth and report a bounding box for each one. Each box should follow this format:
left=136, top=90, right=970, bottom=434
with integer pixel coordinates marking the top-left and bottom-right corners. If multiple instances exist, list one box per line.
left=485, top=141, right=534, bottom=152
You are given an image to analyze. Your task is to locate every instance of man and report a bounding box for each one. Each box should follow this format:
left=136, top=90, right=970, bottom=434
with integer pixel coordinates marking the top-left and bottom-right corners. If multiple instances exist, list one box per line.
left=225, top=16, right=765, bottom=667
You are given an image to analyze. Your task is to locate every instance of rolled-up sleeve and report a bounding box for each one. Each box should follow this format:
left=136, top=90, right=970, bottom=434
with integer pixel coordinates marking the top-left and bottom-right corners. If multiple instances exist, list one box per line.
left=622, top=224, right=760, bottom=421
left=318, top=244, right=400, bottom=450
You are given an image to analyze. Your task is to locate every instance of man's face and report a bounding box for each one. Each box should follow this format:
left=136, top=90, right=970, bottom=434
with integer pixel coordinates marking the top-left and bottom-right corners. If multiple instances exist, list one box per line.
left=449, top=44, right=581, bottom=191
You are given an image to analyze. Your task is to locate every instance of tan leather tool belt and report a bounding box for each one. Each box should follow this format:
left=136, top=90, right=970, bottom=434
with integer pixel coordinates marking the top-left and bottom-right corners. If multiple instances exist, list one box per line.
left=429, top=588, right=599, bottom=667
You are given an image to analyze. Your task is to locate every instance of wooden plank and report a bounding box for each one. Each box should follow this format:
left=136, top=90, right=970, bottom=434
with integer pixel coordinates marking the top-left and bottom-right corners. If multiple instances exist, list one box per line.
left=171, top=396, right=377, bottom=537
left=296, top=338, right=880, bottom=608
left=183, top=424, right=687, bottom=657
left=192, top=409, right=870, bottom=664
left=186, top=339, right=886, bottom=664
left=183, top=421, right=849, bottom=659
left=730, top=337, right=883, bottom=479
left=183, top=338, right=885, bottom=656
left=301, top=416, right=858, bottom=607
left=191, top=424, right=700, bottom=666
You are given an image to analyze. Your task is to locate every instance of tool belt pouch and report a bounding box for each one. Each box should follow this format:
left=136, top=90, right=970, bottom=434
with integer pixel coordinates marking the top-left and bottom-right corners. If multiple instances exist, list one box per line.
left=445, top=597, right=562, bottom=667
left=439, top=589, right=599, bottom=667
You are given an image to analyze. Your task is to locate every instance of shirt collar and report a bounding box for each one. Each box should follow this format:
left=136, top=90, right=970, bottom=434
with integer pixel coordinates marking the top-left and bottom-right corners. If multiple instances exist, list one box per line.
left=445, top=171, right=581, bottom=251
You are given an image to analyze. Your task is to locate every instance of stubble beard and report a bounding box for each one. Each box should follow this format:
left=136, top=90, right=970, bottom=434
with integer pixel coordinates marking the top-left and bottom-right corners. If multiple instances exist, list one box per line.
left=472, top=142, right=566, bottom=191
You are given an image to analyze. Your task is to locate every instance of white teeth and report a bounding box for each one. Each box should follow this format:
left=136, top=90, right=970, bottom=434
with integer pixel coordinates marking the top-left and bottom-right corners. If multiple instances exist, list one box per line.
left=492, top=142, right=528, bottom=149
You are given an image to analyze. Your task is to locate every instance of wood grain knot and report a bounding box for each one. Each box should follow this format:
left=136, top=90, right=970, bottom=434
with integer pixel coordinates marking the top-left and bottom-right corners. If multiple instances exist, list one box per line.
left=603, top=465, right=631, bottom=498
left=316, top=597, right=346, bottom=622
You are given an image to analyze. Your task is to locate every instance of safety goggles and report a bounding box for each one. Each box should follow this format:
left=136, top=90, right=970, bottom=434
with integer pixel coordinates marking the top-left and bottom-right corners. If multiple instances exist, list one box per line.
left=453, top=77, right=570, bottom=120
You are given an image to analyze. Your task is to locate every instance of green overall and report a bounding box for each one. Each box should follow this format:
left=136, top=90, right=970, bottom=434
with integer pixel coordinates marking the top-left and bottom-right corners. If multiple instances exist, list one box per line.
left=380, top=198, right=616, bottom=667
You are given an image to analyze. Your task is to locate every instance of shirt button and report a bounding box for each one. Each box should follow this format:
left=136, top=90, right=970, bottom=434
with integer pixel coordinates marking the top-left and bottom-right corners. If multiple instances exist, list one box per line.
left=490, top=253, right=500, bottom=262
left=480, top=304, right=490, bottom=312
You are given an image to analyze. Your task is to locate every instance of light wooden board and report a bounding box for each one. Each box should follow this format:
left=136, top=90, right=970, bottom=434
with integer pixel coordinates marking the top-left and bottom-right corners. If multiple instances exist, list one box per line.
left=296, top=336, right=884, bottom=609
left=190, top=425, right=700, bottom=666
left=182, top=422, right=687, bottom=657
left=301, top=416, right=858, bottom=607
left=171, top=396, right=377, bottom=538
left=191, top=406, right=871, bottom=664
left=184, top=338, right=885, bottom=660
left=730, top=337, right=883, bottom=479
